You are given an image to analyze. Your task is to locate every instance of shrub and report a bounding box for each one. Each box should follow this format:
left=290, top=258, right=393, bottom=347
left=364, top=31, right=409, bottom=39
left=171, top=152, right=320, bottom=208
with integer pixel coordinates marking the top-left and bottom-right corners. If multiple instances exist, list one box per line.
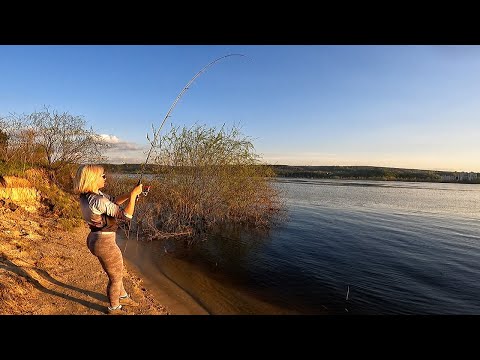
left=106, top=124, right=285, bottom=242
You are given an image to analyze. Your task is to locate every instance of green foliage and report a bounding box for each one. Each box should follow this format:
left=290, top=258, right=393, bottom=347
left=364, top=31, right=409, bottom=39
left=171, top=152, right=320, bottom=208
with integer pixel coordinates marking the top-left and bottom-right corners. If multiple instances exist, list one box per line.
left=23, top=168, right=83, bottom=227
left=271, top=165, right=475, bottom=183
left=154, top=124, right=260, bottom=167
left=0, top=129, right=8, bottom=153
left=0, top=164, right=83, bottom=230
left=0, top=160, right=34, bottom=177
left=0, top=107, right=109, bottom=191
left=107, top=124, right=284, bottom=241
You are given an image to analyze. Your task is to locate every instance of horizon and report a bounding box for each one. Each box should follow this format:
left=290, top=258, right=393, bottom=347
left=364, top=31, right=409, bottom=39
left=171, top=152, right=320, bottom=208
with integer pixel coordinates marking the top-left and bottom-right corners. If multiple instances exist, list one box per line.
left=1, top=45, right=479, bottom=172
left=103, top=162, right=479, bottom=174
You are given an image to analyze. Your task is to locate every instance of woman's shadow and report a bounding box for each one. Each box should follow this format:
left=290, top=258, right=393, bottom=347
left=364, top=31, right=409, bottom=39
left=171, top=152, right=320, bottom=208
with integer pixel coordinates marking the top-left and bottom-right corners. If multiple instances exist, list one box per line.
left=0, top=255, right=107, bottom=313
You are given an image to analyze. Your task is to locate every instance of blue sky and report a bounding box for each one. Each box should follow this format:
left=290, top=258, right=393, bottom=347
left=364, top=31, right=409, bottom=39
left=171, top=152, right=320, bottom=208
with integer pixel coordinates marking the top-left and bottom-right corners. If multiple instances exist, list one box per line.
left=1, top=45, right=479, bottom=172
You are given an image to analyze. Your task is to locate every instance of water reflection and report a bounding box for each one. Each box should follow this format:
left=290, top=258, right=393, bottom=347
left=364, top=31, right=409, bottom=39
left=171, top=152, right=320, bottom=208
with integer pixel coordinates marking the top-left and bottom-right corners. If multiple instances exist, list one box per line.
left=163, top=223, right=272, bottom=281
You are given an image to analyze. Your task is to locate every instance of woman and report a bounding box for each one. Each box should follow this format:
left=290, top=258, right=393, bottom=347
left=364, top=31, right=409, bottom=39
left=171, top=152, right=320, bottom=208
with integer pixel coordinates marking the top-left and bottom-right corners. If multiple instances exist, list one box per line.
left=73, top=164, right=143, bottom=314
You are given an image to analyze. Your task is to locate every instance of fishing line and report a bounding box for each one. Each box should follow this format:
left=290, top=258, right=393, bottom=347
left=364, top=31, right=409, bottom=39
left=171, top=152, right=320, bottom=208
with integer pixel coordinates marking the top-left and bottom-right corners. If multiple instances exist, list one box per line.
left=122, top=53, right=245, bottom=242
left=138, top=53, right=245, bottom=184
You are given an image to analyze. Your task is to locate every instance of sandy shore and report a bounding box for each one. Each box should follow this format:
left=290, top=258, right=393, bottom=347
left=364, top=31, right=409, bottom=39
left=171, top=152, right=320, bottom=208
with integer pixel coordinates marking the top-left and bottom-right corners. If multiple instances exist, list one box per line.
left=0, top=203, right=169, bottom=315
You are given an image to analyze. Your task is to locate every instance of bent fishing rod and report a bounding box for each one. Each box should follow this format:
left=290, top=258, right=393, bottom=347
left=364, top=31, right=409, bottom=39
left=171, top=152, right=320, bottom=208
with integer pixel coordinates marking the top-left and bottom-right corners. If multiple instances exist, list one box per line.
left=136, top=53, right=245, bottom=190
left=124, top=53, right=245, bottom=240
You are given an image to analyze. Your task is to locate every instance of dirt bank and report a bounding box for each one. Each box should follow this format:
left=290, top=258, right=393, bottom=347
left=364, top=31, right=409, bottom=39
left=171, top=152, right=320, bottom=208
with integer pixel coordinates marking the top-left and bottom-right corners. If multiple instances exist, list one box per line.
left=0, top=198, right=168, bottom=315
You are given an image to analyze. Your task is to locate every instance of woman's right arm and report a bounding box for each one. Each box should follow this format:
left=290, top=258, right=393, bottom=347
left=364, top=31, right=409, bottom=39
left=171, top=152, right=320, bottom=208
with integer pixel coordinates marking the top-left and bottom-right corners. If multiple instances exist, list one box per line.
left=122, top=184, right=143, bottom=217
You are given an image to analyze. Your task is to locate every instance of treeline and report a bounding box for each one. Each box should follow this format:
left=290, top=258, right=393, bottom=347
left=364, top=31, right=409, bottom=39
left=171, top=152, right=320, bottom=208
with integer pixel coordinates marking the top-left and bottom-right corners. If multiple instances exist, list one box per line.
left=102, top=163, right=480, bottom=183
left=101, top=163, right=271, bottom=174
left=101, top=163, right=151, bottom=174
left=270, top=165, right=480, bottom=183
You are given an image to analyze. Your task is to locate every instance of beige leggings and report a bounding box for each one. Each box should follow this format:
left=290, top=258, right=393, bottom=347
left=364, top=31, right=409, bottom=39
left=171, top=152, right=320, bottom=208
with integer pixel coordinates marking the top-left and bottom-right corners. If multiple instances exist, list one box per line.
left=87, top=231, right=126, bottom=307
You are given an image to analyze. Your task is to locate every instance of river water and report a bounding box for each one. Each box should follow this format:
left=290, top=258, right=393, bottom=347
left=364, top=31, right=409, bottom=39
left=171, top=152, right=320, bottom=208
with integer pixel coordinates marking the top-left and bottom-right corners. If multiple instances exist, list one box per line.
left=118, top=178, right=480, bottom=315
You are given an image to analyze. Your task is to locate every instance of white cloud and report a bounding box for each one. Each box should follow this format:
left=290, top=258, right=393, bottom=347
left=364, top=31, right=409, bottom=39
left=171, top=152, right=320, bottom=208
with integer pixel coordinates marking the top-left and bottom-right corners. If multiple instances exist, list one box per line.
left=99, top=134, right=121, bottom=144
left=99, top=134, right=149, bottom=163
left=100, top=134, right=144, bottom=151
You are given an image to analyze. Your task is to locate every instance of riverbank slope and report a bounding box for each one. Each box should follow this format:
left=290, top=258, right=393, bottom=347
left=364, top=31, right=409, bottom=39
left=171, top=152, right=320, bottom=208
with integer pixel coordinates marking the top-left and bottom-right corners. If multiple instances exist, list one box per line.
left=0, top=174, right=168, bottom=315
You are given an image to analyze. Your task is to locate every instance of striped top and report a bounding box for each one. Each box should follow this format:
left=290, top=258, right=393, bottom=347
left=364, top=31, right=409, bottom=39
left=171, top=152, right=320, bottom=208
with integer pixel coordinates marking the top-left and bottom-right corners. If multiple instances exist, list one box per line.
left=79, top=191, right=132, bottom=232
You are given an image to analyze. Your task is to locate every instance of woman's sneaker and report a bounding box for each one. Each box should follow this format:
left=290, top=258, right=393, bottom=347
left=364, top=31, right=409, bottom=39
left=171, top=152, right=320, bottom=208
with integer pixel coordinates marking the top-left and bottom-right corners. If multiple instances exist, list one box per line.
left=119, top=294, right=139, bottom=307
left=107, top=304, right=124, bottom=315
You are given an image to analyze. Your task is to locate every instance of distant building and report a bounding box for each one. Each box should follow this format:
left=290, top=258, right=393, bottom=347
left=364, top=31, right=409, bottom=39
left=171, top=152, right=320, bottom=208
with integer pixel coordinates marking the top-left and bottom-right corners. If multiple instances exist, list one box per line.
left=468, top=172, right=478, bottom=181
left=440, top=172, right=478, bottom=182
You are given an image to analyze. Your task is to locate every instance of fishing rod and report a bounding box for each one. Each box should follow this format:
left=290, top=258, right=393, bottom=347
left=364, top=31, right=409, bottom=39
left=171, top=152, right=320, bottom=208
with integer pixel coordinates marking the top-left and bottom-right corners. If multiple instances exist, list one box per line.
left=123, top=53, right=245, bottom=240
left=137, top=53, right=245, bottom=188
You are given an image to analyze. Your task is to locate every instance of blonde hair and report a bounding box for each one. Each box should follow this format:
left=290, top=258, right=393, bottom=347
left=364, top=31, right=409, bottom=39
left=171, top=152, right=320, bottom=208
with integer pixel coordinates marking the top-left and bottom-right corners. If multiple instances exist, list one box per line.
left=73, top=164, right=104, bottom=194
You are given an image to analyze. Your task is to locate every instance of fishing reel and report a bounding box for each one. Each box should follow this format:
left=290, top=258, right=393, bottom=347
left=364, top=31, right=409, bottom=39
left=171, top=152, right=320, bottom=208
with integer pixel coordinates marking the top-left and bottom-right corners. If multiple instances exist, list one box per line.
left=142, top=185, right=151, bottom=197
left=136, top=179, right=151, bottom=199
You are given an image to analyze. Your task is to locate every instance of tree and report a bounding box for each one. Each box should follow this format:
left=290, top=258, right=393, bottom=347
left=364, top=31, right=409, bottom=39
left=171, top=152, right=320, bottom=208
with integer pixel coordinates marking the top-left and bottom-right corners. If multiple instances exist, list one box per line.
left=0, top=128, right=8, bottom=161
left=0, top=115, right=30, bottom=165
left=28, top=106, right=110, bottom=168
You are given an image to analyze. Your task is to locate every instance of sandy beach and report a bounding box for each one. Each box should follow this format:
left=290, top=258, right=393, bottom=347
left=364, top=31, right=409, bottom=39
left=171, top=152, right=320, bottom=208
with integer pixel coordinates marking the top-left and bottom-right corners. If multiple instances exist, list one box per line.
left=0, top=197, right=169, bottom=315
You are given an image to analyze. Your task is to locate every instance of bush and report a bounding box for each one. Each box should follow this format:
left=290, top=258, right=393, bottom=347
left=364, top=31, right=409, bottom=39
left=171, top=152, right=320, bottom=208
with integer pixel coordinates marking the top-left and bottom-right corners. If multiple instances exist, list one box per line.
left=106, top=124, right=285, bottom=242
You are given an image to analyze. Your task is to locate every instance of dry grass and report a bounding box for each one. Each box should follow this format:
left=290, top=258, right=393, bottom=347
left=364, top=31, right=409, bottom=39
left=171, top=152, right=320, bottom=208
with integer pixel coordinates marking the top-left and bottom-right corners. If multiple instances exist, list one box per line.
left=1, top=176, right=32, bottom=188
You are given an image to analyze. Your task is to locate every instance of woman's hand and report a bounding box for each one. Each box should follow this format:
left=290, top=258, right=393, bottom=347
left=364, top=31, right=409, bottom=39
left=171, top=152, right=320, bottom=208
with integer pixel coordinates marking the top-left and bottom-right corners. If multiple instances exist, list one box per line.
left=123, top=183, right=144, bottom=217
left=131, top=183, right=143, bottom=197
